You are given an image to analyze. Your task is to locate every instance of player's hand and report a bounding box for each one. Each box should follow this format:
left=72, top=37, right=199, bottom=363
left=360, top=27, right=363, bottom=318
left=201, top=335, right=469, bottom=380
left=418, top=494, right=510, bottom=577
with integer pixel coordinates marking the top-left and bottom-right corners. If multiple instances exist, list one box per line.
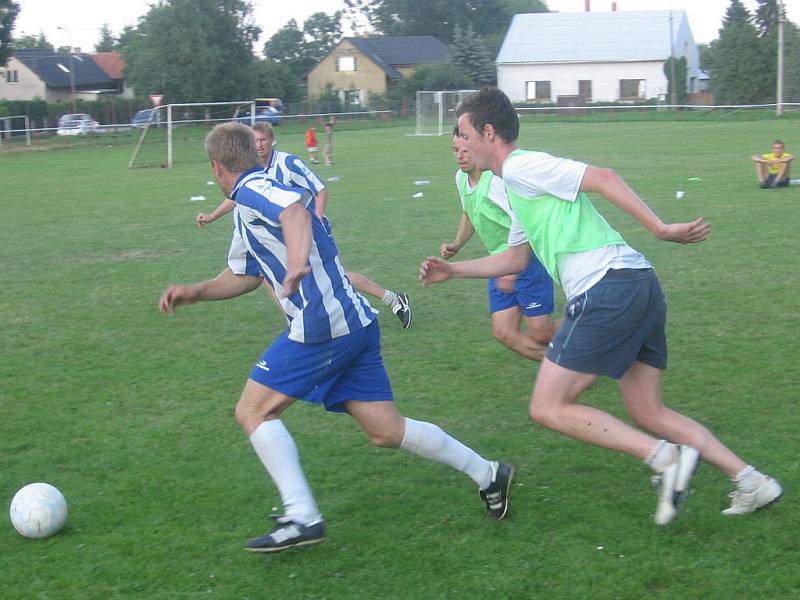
left=159, top=285, right=197, bottom=315
left=419, top=256, right=452, bottom=286
left=658, top=217, right=710, bottom=244
left=282, top=267, right=311, bottom=297
left=496, top=274, right=517, bottom=293
left=196, top=213, right=212, bottom=227
left=440, top=242, right=459, bottom=259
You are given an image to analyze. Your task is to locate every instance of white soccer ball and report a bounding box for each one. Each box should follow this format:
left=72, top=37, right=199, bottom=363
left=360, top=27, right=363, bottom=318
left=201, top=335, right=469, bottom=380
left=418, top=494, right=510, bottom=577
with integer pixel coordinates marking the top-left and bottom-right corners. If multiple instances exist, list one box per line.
left=9, top=483, right=68, bottom=539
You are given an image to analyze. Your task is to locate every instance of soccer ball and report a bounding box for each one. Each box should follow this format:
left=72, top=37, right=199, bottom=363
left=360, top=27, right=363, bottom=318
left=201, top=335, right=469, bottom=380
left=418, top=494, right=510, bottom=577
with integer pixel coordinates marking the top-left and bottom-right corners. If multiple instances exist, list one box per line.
left=9, top=483, right=68, bottom=539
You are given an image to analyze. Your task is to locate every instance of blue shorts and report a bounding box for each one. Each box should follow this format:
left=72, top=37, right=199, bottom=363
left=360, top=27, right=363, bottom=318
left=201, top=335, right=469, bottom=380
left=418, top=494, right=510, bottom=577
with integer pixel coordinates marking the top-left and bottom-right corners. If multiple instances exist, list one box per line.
left=488, top=251, right=554, bottom=317
left=248, top=320, right=394, bottom=413
left=546, top=268, right=667, bottom=379
left=765, top=173, right=790, bottom=187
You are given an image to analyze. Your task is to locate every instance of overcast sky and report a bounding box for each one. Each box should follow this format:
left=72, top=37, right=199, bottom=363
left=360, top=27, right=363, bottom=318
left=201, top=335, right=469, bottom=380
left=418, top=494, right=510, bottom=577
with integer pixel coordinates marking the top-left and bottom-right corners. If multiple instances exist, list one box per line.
left=12, top=0, right=800, bottom=54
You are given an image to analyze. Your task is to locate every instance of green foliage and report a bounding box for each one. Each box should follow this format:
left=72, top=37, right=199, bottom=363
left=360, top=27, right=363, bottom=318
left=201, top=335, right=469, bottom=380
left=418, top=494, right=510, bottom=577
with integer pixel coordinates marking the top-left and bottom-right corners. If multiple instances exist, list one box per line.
left=0, top=0, right=20, bottom=65
left=663, top=56, right=688, bottom=104
left=449, top=24, right=497, bottom=86
left=252, top=59, right=302, bottom=103
left=123, top=0, right=260, bottom=103
left=94, top=23, right=116, bottom=52
left=706, top=0, right=775, bottom=104
left=11, top=31, right=52, bottom=52
left=393, top=64, right=474, bottom=100
left=754, top=0, right=781, bottom=37
left=344, top=0, right=546, bottom=44
left=263, top=12, right=343, bottom=81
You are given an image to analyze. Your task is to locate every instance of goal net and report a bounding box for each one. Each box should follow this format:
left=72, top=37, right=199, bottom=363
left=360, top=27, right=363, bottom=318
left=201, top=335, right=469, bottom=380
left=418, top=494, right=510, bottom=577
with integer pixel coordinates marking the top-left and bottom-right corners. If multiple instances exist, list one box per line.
left=782, top=20, right=800, bottom=107
left=129, top=101, right=255, bottom=169
left=415, top=90, right=477, bottom=136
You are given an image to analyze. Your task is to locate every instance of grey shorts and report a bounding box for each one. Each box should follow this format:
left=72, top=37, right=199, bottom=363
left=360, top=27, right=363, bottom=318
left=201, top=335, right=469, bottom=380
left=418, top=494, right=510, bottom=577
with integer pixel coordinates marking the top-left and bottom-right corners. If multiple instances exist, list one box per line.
left=546, top=268, right=667, bottom=379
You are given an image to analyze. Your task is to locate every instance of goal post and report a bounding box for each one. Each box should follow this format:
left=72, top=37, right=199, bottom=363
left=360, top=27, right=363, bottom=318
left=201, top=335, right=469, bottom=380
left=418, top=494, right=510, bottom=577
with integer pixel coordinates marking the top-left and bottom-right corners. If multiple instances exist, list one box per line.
left=129, top=100, right=255, bottom=169
left=0, top=115, right=32, bottom=148
left=415, top=90, right=477, bottom=136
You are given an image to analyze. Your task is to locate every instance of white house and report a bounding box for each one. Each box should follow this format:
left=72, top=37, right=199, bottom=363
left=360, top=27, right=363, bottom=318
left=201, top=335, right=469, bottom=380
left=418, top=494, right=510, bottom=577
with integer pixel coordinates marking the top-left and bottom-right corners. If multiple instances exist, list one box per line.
left=496, top=10, right=701, bottom=104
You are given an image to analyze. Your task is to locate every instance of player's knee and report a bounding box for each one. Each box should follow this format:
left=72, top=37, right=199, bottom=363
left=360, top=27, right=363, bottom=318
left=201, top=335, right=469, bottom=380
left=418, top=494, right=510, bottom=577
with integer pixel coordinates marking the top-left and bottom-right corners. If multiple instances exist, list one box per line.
left=492, top=324, right=515, bottom=347
left=529, top=401, right=557, bottom=429
left=365, top=430, right=402, bottom=448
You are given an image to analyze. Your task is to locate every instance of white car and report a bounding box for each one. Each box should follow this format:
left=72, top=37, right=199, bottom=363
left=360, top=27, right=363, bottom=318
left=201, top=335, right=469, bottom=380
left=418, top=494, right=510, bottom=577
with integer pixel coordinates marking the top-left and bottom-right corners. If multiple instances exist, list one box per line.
left=57, top=114, right=101, bottom=136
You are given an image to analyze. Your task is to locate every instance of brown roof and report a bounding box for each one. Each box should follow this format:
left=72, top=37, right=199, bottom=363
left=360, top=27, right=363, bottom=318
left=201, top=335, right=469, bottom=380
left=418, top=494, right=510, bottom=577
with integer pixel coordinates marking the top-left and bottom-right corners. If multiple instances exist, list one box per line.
left=90, top=52, right=126, bottom=80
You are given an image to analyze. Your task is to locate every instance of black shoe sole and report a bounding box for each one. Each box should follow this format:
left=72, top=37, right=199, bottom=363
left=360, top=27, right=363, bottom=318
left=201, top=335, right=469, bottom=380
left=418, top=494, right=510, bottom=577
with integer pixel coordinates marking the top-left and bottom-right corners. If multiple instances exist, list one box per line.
left=246, top=537, right=325, bottom=553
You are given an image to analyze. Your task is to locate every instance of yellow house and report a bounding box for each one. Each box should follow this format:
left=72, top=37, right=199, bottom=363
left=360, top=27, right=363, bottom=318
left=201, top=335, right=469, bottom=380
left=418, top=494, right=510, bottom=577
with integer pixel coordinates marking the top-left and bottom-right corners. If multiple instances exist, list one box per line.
left=307, top=36, right=448, bottom=106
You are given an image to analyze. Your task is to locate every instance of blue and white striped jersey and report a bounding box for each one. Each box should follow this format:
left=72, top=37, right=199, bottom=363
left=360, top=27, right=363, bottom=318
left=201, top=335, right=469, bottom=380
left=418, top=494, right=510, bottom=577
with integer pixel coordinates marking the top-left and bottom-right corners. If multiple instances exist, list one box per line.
left=265, top=150, right=326, bottom=207
left=227, top=167, right=377, bottom=343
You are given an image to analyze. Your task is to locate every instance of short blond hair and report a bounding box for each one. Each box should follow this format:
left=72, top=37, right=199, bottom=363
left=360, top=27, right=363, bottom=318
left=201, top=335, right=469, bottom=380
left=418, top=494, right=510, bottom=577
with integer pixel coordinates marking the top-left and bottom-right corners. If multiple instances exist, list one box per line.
left=252, top=123, right=275, bottom=139
left=205, top=123, right=260, bottom=173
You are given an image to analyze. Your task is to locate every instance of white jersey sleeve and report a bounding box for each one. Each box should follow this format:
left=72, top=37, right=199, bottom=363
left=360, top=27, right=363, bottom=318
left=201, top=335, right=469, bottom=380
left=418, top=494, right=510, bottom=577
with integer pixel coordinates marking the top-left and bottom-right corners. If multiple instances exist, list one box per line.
left=506, top=212, right=529, bottom=247
left=503, top=151, right=588, bottom=202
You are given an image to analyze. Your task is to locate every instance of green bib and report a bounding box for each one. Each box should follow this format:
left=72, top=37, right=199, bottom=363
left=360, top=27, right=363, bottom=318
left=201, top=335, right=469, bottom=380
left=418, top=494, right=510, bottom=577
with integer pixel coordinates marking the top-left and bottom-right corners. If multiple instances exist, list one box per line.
left=504, top=150, right=625, bottom=284
left=458, top=170, right=511, bottom=255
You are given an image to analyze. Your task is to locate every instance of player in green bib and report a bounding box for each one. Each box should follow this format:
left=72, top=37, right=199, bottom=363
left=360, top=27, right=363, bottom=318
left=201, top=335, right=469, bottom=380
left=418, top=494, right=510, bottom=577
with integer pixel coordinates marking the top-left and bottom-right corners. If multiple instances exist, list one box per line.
left=440, top=128, right=559, bottom=361
left=420, top=88, right=782, bottom=525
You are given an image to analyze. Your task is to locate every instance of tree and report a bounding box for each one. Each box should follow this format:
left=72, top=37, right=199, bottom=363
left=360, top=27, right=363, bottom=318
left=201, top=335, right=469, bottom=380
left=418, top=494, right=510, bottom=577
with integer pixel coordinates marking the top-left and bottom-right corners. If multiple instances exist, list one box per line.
left=1, top=0, right=20, bottom=65
left=115, top=25, right=137, bottom=51
left=392, top=63, right=474, bottom=100
left=252, top=59, right=302, bottom=103
left=706, top=0, right=774, bottom=104
left=303, top=11, right=342, bottom=63
left=123, top=0, right=261, bottom=102
left=344, top=0, right=534, bottom=44
left=663, top=56, right=687, bottom=104
left=95, top=23, right=116, bottom=52
left=263, top=12, right=342, bottom=80
left=449, top=24, right=496, bottom=86
left=12, top=31, right=52, bottom=51
left=754, top=0, right=781, bottom=37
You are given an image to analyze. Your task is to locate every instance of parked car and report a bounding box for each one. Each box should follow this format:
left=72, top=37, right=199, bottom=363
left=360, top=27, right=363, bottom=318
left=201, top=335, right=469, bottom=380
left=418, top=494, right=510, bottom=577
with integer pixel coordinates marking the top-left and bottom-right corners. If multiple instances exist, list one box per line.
left=235, top=105, right=282, bottom=126
left=131, top=108, right=162, bottom=128
left=56, top=114, right=101, bottom=136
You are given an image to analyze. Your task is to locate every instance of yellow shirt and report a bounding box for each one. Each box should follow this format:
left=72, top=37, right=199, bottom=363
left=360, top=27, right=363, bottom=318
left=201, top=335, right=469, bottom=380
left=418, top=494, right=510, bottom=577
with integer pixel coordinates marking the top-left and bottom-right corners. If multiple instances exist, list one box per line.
left=762, top=152, right=793, bottom=175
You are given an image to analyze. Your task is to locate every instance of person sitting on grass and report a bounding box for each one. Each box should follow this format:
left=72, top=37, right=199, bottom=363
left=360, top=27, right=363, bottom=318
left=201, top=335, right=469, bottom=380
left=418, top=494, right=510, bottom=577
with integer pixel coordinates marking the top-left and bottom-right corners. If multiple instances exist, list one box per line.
left=752, top=140, right=793, bottom=189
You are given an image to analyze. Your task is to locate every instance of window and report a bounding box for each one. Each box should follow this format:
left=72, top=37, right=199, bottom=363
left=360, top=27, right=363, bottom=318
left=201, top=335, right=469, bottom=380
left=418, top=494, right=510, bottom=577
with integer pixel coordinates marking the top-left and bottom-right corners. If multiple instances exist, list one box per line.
left=620, top=79, right=645, bottom=99
left=5, top=69, right=19, bottom=83
left=343, top=89, right=362, bottom=106
left=578, top=80, right=592, bottom=102
left=336, top=56, right=357, bottom=72
left=525, top=80, right=551, bottom=102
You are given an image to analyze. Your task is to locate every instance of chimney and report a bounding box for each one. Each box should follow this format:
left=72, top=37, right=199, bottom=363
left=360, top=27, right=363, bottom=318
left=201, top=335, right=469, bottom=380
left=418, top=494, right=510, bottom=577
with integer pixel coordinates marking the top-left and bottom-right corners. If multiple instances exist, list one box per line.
left=611, top=2, right=617, bottom=11
left=585, top=0, right=590, bottom=11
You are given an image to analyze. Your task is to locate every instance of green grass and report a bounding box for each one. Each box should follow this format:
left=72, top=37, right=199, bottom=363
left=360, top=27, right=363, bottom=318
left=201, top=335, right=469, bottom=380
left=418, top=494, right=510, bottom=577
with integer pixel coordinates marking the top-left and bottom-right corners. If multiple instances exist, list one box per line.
left=1, top=118, right=799, bottom=599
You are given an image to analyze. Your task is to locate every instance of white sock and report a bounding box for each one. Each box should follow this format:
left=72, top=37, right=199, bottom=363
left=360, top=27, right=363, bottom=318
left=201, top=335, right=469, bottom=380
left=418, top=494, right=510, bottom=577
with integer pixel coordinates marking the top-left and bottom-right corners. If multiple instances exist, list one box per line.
left=645, top=440, right=677, bottom=473
left=382, top=290, right=399, bottom=309
left=400, top=417, right=493, bottom=489
left=249, top=420, right=321, bottom=525
left=734, top=465, right=764, bottom=492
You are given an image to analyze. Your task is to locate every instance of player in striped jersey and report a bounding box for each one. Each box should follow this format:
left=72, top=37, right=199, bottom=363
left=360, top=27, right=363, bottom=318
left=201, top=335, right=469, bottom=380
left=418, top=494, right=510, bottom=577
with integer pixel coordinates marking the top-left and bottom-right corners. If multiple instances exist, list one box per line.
left=159, top=124, right=513, bottom=553
left=196, top=124, right=412, bottom=329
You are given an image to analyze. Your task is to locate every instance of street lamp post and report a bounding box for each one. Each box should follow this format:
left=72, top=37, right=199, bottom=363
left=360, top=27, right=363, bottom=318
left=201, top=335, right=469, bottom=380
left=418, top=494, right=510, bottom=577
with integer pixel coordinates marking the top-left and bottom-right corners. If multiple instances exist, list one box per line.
left=56, top=26, right=77, bottom=113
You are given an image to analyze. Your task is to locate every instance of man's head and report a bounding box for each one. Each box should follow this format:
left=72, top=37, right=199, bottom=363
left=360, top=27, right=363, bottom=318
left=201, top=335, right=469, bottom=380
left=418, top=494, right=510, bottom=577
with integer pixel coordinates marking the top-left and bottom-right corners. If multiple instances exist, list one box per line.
left=452, top=125, right=476, bottom=175
left=205, top=123, right=260, bottom=191
left=325, top=122, right=333, bottom=132
left=456, top=87, right=519, bottom=172
left=773, top=140, right=785, bottom=157
left=252, top=123, right=275, bottom=164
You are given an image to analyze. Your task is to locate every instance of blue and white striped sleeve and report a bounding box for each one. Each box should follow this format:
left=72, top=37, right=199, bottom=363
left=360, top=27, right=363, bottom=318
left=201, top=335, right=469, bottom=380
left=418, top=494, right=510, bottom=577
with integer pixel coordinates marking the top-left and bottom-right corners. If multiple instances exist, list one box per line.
left=285, top=155, right=326, bottom=195
left=227, top=214, right=262, bottom=277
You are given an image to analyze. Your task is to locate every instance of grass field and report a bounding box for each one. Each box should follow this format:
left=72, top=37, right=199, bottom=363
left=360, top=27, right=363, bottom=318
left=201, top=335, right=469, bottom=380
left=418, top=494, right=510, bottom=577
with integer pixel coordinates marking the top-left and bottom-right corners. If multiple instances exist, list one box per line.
left=2, top=117, right=799, bottom=599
